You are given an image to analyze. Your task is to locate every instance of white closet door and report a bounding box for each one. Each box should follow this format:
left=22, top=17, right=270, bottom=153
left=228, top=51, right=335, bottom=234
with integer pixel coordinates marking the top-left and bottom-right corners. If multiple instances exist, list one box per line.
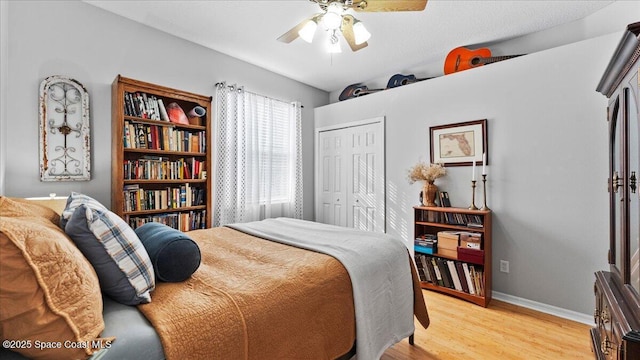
left=347, top=122, right=383, bottom=232
left=316, top=118, right=385, bottom=232
left=318, top=129, right=347, bottom=227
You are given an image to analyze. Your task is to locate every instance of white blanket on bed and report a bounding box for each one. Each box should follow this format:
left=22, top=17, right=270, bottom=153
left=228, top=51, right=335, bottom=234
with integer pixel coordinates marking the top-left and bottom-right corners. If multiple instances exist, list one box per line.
left=227, top=218, right=415, bottom=360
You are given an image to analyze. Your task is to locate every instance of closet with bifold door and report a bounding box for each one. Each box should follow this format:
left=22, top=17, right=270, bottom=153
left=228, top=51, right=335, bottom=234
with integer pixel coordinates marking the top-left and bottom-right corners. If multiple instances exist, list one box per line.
left=315, top=117, right=386, bottom=233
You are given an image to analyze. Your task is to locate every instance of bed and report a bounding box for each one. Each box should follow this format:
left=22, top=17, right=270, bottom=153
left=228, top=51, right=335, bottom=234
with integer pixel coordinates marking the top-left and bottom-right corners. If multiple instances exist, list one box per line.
left=0, top=196, right=429, bottom=360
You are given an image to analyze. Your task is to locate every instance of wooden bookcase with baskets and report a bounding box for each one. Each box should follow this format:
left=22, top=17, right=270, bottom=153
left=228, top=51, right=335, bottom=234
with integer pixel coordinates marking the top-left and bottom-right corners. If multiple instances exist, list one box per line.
left=111, top=75, right=212, bottom=231
left=413, top=206, right=492, bottom=307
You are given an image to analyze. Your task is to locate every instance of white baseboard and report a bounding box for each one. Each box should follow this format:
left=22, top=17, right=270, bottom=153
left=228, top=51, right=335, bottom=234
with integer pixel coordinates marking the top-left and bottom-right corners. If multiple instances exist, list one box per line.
left=492, top=291, right=594, bottom=326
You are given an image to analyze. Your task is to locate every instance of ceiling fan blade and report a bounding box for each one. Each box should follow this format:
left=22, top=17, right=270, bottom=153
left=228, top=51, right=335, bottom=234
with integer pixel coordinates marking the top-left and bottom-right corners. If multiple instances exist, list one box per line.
left=353, top=0, right=428, bottom=12
left=277, top=15, right=317, bottom=43
left=341, top=15, right=368, bottom=52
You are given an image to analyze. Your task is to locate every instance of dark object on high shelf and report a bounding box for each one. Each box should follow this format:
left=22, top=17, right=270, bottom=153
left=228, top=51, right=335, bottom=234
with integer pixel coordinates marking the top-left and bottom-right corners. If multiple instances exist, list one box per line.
left=413, top=206, right=492, bottom=307
left=591, top=22, right=640, bottom=360
left=112, top=75, right=212, bottom=231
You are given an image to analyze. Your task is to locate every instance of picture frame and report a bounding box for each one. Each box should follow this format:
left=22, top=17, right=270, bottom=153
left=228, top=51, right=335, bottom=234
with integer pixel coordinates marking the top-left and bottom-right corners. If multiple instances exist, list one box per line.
left=430, top=119, right=487, bottom=166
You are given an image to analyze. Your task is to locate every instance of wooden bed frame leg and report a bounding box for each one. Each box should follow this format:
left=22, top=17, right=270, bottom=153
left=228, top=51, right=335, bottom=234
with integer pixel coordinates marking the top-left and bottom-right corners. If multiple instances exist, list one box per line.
left=409, top=333, right=415, bottom=345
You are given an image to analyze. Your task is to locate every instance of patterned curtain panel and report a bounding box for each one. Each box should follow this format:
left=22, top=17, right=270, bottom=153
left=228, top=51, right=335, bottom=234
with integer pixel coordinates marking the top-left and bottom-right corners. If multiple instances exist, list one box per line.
left=213, top=83, right=303, bottom=227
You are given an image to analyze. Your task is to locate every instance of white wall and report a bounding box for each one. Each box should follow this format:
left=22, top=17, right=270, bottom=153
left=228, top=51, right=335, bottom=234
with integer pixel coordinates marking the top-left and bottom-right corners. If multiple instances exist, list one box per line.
left=0, top=0, right=8, bottom=195
left=315, top=31, right=620, bottom=315
left=1, top=0, right=328, bottom=220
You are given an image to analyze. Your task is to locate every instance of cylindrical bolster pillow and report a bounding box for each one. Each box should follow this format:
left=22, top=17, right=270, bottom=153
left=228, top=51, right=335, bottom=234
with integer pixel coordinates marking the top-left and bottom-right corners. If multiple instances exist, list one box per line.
left=134, top=222, right=201, bottom=282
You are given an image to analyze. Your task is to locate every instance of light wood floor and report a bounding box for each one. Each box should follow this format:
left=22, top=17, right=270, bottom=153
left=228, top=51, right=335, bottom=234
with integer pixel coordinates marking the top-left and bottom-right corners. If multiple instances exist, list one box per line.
left=382, top=290, right=593, bottom=359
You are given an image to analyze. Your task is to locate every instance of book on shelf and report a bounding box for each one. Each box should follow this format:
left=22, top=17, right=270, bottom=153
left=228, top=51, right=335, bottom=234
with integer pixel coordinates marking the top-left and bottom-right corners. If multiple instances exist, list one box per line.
left=436, top=258, right=453, bottom=289
left=430, top=257, right=444, bottom=286
left=439, top=191, right=452, bottom=207
left=438, top=191, right=458, bottom=224
left=157, top=98, right=169, bottom=121
left=414, top=254, right=429, bottom=282
left=447, top=260, right=463, bottom=291
left=455, top=262, right=469, bottom=293
left=462, top=263, right=476, bottom=295
left=136, top=124, right=147, bottom=149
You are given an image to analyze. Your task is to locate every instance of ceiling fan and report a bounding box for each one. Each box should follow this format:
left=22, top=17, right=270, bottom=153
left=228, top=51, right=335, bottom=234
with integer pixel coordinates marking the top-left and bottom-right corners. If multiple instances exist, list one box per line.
left=277, top=0, right=428, bottom=53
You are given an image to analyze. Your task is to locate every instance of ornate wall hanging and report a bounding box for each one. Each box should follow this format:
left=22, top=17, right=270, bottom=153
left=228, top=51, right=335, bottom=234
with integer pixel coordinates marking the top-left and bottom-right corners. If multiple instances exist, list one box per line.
left=39, top=75, right=90, bottom=181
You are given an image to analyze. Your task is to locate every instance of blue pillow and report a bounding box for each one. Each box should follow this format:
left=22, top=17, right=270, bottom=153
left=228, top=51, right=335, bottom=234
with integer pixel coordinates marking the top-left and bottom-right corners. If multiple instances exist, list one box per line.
left=65, top=204, right=155, bottom=305
left=135, top=222, right=201, bottom=282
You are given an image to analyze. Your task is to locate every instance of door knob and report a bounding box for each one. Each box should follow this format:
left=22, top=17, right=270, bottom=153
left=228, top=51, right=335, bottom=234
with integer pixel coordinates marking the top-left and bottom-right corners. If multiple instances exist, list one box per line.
left=630, top=171, right=637, bottom=194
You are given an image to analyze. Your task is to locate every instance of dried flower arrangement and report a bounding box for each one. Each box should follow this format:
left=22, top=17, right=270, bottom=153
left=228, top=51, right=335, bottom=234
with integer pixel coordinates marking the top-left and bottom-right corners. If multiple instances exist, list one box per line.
left=407, top=161, right=446, bottom=184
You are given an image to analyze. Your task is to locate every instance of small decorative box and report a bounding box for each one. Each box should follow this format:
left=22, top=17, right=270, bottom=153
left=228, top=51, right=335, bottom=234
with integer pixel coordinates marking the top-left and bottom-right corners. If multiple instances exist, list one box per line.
left=460, top=232, right=482, bottom=249
left=457, top=247, right=485, bottom=265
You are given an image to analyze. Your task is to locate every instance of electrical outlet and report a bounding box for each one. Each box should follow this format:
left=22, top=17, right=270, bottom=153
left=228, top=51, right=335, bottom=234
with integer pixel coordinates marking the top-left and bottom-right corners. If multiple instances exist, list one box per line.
left=500, top=260, right=510, bottom=273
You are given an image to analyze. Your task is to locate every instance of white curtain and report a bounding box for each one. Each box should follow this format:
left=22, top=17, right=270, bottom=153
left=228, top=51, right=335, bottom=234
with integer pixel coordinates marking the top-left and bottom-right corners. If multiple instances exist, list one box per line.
left=213, top=82, right=302, bottom=226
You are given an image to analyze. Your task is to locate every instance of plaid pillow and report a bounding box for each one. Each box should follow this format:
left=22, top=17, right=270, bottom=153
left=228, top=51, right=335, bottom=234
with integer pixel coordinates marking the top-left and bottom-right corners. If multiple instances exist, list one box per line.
left=60, top=192, right=108, bottom=228
left=64, top=195, right=155, bottom=305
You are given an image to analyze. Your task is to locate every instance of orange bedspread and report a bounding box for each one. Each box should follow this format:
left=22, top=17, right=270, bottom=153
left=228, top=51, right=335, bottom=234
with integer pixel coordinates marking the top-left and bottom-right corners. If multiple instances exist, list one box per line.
left=137, top=227, right=429, bottom=360
left=138, top=227, right=355, bottom=359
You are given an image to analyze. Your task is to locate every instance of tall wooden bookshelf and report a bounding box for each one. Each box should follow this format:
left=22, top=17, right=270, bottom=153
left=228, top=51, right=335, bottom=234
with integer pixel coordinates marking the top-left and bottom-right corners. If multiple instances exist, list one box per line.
left=111, top=75, right=212, bottom=231
left=413, top=206, right=492, bottom=307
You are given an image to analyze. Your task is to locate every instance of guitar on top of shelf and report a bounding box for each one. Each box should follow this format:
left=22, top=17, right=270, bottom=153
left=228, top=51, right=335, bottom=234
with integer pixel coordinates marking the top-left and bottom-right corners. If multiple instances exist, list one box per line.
left=386, top=73, right=434, bottom=88
left=444, top=46, right=525, bottom=75
left=338, top=83, right=384, bottom=101
left=339, top=73, right=435, bottom=101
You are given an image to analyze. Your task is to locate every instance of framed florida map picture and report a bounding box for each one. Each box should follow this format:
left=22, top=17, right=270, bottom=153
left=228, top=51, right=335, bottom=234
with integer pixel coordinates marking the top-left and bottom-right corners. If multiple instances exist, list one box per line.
left=430, top=119, right=487, bottom=166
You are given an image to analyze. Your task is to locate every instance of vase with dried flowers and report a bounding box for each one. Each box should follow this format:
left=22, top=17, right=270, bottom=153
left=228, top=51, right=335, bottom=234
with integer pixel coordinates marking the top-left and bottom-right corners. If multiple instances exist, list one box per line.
left=407, top=161, right=446, bottom=207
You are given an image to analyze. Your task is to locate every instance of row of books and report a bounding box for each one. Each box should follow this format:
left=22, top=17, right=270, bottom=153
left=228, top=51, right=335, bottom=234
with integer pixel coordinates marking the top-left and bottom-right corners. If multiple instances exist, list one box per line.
left=123, top=91, right=168, bottom=121
left=438, top=191, right=483, bottom=227
left=414, top=253, right=485, bottom=296
left=122, top=184, right=205, bottom=212
left=125, top=210, right=207, bottom=231
left=416, top=209, right=483, bottom=228
left=442, top=212, right=483, bottom=227
left=124, top=121, right=206, bottom=153
left=124, top=156, right=206, bottom=180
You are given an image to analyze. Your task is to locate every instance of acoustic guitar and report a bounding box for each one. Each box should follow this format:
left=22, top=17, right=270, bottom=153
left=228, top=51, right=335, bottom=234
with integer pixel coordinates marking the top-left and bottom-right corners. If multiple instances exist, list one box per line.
left=339, top=73, right=435, bottom=101
left=444, top=46, right=524, bottom=75
left=338, top=83, right=384, bottom=101
left=386, top=73, right=434, bottom=88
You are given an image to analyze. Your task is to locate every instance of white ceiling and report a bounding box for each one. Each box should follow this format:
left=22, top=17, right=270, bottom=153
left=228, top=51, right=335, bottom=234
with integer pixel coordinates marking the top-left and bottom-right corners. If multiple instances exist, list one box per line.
left=84, top=0, right=614, bottom=93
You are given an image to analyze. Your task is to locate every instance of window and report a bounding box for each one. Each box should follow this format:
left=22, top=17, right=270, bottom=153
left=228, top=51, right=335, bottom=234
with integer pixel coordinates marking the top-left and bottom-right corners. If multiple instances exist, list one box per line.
left=248, top=93, right=295, bottom=204
left=214, top=83, right=302, bottom=226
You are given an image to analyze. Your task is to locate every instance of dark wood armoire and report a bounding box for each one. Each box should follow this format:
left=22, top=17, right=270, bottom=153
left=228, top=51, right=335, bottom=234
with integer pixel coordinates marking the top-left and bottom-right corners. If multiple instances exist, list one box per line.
left=592, top=22, right=640, bottom=360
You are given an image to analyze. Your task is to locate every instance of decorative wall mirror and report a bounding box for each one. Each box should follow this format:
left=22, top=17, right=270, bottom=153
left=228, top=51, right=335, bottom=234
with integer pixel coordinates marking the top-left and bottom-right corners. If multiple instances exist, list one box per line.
left=39, top=75, right=90, bottom=181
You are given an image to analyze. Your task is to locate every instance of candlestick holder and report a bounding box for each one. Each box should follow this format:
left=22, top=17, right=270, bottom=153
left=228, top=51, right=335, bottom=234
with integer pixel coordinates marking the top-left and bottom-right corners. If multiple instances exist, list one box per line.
left=481, top=174, right=490, bottom=211
left=469, top=180, right=478, bottom=210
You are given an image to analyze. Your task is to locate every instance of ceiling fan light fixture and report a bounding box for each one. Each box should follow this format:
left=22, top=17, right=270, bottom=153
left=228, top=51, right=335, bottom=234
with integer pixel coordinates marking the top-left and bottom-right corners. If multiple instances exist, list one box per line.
left=277, top=0, right=428, bottom=52
left=322, top=2, right=344, bottom=30
left=352, top=20, right=371, bottom=45
left=298, top=20, right=318, bottom=43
